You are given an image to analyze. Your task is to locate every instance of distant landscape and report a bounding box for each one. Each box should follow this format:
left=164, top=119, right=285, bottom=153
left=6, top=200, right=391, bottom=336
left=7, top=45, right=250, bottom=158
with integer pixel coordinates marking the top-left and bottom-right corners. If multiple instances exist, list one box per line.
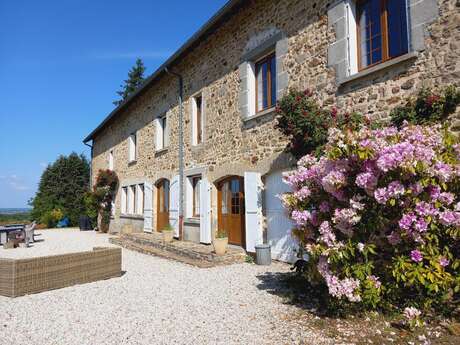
left=0, top=208, right=31, bottom=225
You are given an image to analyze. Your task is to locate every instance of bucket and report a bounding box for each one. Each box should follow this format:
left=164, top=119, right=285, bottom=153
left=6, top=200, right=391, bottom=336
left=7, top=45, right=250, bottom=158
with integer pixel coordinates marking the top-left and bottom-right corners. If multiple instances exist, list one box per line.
left=255, top=244, right=271, bottom=265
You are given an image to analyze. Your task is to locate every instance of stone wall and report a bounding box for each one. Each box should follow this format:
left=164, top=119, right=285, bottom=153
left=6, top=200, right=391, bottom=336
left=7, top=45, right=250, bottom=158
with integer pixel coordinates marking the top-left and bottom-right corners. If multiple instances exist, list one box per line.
left=91, top=0, right=459, bottom=233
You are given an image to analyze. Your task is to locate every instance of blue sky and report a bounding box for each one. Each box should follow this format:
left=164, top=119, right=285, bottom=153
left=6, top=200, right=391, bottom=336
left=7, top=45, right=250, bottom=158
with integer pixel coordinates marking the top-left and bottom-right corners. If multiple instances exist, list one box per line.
left=0, top=0, right=227, bottom=208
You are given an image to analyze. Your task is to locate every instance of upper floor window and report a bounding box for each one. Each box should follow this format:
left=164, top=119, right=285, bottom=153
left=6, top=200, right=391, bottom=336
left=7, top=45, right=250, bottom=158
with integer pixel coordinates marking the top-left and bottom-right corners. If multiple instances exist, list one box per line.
left=128, top=132, right=137, bottom=162
left=192, top=95, right=203, bottom=145
left=109, top=150, right=114, bottom=170
left=256, top=53, right=276, bottom=112
left=155, top=115, right=168, bottom=151
left=357, top=0, right=408, bottom=70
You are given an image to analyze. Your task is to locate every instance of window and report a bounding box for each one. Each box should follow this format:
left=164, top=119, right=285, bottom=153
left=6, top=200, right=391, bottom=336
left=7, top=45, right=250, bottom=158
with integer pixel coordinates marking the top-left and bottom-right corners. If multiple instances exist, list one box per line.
left=357, top=0, right=408, bottom=70
left=128, top=185, right=136, bottom=214
left=192, top=176, right=201, bottom=217
left=109, top=150, right=114, bottom=170
left=192, top=95, right=203, bottom=145
left=121, top=187, right=128, bottom=214
left=155, top=115, right=168, bottom=151
left=255, top=53, right=276, bottom=112
left=128, top=132, right=137, bottom=162
left=122, top=184, right=145, bottom=215
left=136, top=184, right=144, bottom=215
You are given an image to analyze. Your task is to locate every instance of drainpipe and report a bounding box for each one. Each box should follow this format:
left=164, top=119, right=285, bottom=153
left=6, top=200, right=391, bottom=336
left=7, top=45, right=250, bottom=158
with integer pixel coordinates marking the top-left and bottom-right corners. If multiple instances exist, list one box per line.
left=84, top=141, right=93, bottom=189
left=164, top=67, right=184, bottom=241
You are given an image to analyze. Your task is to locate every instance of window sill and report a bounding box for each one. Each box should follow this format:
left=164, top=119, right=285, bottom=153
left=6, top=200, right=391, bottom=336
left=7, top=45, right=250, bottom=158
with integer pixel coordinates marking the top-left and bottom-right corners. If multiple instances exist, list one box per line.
left=185, top=218, right=200, bottom=225
left=191, top=143, right=205, bottom=152
left=243, top=107, right=276, bottom=123
left=339, top=52, right=418, bottom=86
left=155, top=148, right=168, bottom=155
left=120, top=214, right=144, bottom=220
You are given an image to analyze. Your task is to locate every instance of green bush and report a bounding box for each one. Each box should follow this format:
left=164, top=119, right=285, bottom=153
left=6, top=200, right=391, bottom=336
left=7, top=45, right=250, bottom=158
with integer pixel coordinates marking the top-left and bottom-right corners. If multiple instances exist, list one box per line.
left=83, top=192, right=99, bottom=226
left=41, top=208, right=64, bottom=228
left=390, top=85, right=460, bottom=128
left=275, top=89, right=365, bottom=159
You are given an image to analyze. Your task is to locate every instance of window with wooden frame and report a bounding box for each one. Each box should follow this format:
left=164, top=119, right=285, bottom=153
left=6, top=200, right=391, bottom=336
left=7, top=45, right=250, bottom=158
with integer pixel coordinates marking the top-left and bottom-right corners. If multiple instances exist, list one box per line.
left=255, top=53, right=276, bottom=113
left=357, top=0, right=409, bottom=71
left=192, top=176, right=201, bottom=217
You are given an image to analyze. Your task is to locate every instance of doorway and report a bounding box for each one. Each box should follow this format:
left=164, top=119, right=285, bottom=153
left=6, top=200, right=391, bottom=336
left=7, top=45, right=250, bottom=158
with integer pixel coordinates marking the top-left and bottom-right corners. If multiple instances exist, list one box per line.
left=156, top=179, right=170, bottom=232
left=217, top=176, right=245, bottom=247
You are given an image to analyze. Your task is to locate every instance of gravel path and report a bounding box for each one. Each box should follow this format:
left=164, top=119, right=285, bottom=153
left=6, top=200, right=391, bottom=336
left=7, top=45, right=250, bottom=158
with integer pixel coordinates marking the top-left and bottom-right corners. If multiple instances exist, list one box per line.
left=0, top=230, right=333, bottom=345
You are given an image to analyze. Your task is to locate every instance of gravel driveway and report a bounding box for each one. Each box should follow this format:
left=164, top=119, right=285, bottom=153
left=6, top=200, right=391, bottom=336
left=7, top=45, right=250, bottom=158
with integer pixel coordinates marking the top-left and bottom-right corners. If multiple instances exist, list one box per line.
left=0, top=230, right=332, bottom=345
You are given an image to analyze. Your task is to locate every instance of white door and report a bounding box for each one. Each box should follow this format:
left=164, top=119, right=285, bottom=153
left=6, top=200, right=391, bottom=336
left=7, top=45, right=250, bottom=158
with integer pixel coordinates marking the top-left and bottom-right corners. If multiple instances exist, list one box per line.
left=199, top=178, right=212, bottom=244
left=169, top=175, right=180, bottom=238
left=266, top=170, right=297, bottom=263
left=143, top=182, right=153, bottom=233
left=244, top=172, right=263, bottom=253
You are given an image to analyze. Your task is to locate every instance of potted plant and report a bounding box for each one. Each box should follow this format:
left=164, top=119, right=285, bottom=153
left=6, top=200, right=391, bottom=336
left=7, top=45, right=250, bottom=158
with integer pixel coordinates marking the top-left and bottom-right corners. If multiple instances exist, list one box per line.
left=162, top=224, right=174, bottom=243
left=213, top=229, right=228, bottom=256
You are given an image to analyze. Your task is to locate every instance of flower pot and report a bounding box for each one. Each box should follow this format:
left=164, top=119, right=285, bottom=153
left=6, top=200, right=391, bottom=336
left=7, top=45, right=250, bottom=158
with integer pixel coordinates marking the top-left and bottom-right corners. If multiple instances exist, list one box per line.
left=213, top=237, right=228, bottom=256
left=162, top=230, right=174, bottom=243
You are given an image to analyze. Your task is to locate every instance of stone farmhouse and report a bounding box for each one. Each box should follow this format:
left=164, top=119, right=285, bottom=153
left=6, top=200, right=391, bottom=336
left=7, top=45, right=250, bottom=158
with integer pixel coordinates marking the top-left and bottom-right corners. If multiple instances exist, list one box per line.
left=84, top=0, right=458, bottom=262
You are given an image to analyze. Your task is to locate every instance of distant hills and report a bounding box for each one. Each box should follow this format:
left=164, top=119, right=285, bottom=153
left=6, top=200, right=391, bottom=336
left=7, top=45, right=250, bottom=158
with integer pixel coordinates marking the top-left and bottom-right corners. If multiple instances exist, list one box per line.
left=0, top=208, right=32, bottom=215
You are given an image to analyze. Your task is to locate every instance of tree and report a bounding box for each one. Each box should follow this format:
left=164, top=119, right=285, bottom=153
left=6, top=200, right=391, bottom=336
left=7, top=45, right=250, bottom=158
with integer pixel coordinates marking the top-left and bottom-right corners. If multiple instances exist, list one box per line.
left=30, top=153, right=90, bottom=226
left=113, top=58, right=146, bottom=106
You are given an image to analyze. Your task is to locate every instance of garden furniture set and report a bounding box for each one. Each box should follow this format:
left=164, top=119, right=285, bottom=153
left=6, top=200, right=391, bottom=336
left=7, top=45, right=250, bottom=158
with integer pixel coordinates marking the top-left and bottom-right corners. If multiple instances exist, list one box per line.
left=0, top=221, right=36, bottom=248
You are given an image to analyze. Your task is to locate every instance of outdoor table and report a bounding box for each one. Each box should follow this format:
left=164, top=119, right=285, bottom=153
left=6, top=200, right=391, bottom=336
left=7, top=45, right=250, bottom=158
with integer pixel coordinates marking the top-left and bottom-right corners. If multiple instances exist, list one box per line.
left=0, top=225, right=25, bottom=245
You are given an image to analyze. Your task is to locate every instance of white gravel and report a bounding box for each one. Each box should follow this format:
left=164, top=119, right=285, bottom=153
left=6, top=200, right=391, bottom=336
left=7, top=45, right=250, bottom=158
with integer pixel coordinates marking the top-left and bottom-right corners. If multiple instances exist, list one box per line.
left=0, top=229, right=333, bottom=345
left=0, top=228, right=117, bottom=259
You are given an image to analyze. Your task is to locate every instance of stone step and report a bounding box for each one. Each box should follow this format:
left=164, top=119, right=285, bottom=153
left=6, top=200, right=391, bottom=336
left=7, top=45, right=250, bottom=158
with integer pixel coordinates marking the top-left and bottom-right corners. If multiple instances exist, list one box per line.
left=110, top=236, right=246, bottom=268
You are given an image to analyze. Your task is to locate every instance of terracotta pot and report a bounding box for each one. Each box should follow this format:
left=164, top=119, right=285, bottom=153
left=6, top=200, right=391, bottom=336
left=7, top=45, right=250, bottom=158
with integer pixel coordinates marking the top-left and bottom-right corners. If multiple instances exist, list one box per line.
left=163, top=230, right=174, bottom=243
left=213, top=237, right=228, bottom=256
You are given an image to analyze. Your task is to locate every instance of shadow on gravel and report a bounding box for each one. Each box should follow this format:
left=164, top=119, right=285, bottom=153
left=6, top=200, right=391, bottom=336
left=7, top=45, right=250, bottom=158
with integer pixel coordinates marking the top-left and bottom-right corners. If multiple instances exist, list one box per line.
left=255, top=271, right=325, bottom=315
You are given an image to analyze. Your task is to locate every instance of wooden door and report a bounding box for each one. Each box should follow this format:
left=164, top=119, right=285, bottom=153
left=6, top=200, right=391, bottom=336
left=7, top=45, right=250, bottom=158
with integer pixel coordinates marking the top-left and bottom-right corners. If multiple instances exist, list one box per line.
left=218, top=177, right=245, bottom=247
left=156, top=179, right=170, bottom=232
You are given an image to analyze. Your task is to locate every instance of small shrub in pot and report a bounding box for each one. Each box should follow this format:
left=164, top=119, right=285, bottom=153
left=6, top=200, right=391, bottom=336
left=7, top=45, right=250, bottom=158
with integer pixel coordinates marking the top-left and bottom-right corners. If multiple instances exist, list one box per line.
left=213, top=229, right=228, bottom=256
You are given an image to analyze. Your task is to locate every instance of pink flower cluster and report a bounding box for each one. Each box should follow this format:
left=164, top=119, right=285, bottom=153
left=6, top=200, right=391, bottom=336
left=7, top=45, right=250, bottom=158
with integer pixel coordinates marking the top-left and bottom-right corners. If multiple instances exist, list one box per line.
left=318, top=256, right=361, bottom=302
left=374, top=181, right=405, bottom=205
left=332, top=208, right=361, bottom=236
left=291, top=210, right=311, bottom=226
left=403, top=307, right=421, bottom=320
left=283, top=123, right=459, bottom=305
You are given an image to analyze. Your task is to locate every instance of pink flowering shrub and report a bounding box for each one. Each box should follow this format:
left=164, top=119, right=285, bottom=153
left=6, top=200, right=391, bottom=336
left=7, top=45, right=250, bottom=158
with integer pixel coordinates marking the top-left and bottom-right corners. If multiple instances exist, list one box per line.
left=283, top=124, right=460, bottom=315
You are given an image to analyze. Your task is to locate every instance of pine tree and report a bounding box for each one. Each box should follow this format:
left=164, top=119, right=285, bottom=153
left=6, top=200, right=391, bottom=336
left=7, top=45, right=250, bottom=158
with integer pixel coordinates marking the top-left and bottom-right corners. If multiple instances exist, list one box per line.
left=113, top=58, right=146, bottom=106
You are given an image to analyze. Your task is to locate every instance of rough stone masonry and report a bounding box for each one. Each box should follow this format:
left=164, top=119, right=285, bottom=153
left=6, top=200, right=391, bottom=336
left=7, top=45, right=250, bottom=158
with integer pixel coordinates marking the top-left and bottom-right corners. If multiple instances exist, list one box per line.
left=89, top=0, right=459, bottom=235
